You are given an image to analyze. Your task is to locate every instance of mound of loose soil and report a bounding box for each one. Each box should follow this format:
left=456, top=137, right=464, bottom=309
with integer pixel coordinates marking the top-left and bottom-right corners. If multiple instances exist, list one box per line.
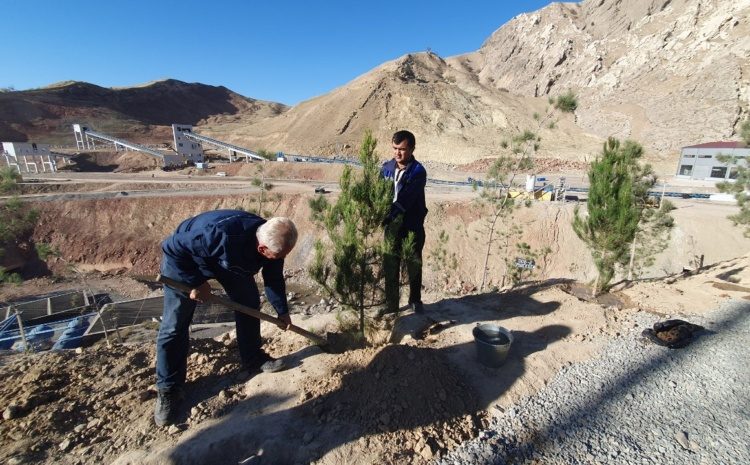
left=301, top=345, right=488, bottom=463
left=0, top=325, right=487, bottom=465
left=0, top=334, right=264, bottom=465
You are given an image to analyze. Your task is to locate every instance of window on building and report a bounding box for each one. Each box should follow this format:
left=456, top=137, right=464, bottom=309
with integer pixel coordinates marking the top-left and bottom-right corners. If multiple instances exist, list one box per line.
left=178, top=143, right=183, bottom=147
left=683, top=154, right=696, bottom=158
left=698, top=155, right=712, bottom=159
left=729, top=167, right=739, bottom=179
left=679, top=165, right=693, bottom=176
left=710, top=166, right=727, bottom=178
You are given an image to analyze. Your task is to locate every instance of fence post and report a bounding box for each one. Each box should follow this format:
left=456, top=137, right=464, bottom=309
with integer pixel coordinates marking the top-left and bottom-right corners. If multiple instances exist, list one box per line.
left=14, top=308, right=28, bottom=352
left=98, top=303, right=123, bottom=345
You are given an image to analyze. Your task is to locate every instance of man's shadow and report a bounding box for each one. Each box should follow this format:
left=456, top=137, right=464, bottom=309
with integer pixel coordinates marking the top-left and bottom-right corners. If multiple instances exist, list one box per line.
left=390, top=281, right=567, bottom=345
left=167, top=341, right=319, bottom=426
left=153, top=294, right=571, bottom=465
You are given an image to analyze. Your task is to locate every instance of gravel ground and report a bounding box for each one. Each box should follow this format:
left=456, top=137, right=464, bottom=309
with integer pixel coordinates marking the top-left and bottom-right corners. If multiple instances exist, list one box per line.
left=438, top=300, right=750, bottom=465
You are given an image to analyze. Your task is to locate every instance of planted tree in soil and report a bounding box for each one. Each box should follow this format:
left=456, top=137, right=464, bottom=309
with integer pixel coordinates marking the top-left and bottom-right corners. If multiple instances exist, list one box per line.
left=478, top=93, right=576, bottom=291
left=572, top=137, right=657, bottom=294
left=250, top=161, right=275, bottom=217
left=308, top=130, right=397, bottom=340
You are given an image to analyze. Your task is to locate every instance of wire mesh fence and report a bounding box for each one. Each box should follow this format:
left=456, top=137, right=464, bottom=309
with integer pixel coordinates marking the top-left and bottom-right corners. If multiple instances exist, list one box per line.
left=0, top=312, right=99, bottom=352
left=86, top=296, right=235, bottom=337
left=1, top=290, right=237, bottom=353
left=1, top=290, right=92, bottom=322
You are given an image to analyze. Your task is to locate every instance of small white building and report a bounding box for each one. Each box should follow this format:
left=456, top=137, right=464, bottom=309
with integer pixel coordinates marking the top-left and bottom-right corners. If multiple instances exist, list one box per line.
left=676, top=141, right=748, bottom=180
left=2, top=142, right=57, bottom=173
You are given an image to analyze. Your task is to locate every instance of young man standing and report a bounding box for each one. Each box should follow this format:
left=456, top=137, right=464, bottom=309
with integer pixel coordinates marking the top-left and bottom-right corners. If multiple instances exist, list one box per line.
left=380, top=130, right=428, bottom=314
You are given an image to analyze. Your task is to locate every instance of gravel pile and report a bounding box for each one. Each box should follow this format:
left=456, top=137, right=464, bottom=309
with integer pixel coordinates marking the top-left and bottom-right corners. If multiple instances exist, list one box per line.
left=438, top=300, right=750, bottom=465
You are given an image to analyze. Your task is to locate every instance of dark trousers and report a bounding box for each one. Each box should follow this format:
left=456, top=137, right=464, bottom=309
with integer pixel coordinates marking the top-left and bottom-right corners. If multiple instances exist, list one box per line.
left=156, top=261, right=262, bottom=392
left=384, top=227, right=425, bottom=312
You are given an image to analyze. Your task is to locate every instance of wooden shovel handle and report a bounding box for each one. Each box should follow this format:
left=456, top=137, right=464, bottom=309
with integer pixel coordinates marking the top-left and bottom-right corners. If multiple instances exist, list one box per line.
left=156, top=274, right=328, bottom=347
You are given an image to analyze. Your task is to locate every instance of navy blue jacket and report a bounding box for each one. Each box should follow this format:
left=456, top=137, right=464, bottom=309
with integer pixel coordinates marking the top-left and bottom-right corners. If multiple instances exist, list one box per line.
left=161, top=210, right=289, bottom=315
left=380, top=158, right=428, bottom=231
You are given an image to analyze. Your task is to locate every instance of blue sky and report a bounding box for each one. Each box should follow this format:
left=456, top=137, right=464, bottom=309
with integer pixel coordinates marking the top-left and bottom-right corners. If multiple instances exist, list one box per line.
left=2, top=1, right=559, bottom=105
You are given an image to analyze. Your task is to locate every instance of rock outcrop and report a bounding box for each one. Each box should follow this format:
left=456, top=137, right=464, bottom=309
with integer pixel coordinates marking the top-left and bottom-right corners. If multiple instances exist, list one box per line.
left=471, top=0, right=750, bottom=161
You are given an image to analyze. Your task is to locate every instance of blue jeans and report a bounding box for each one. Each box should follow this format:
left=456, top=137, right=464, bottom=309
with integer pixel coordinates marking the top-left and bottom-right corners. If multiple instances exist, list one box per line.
left=156, top=261, right=263, bottom=392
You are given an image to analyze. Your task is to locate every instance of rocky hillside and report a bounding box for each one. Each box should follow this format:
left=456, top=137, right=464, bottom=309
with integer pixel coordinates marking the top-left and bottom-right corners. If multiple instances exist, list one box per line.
left=204, top=0, right=748, bottom=167
left=0, top=80, right=288, bottom=145
left=467, top=0, right=750, bottom=160
left=2, top=0, right=746, bottom=169
left=199, top=52, right=601, bottom=163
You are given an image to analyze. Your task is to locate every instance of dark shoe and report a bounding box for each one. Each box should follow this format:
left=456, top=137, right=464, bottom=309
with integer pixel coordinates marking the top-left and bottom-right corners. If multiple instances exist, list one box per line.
left=154, top=389, right=182, bottom=427
left=246, top=351, right=286, bottom=374
left=411, top=302, right=424, bottom=314
left=260, top=358, right=285, bottom=373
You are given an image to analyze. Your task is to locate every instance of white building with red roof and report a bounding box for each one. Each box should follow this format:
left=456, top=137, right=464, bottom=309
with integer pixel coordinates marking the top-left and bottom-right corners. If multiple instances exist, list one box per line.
left=676, top=141, right=748, bottom=180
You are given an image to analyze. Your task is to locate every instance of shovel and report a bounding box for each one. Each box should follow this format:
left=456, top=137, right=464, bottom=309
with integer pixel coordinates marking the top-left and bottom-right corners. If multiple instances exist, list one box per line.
left=156, top=274, right=328, bottom=348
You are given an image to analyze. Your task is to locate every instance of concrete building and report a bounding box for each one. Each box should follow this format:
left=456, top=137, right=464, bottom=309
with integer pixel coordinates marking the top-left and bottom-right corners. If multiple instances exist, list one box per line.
left=2, top=142, right=58, bottom=173
left=676, top=142, right=748, bottom=181
left=171, top=124, right=205, bottom=163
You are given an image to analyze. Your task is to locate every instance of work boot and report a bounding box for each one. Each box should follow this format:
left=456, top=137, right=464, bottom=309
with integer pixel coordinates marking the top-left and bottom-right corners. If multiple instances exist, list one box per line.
left=154, top=389, right=182, bottom=427
left=411, top=302, right=425, bottom=314
left=246, top=351, right=286, bottom=375
left=260, top=358, right=285, bottom=373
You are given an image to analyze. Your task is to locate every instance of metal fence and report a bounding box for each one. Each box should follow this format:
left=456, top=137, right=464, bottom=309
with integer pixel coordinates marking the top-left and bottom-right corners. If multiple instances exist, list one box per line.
left=85, top=295, right=235, bottom=337
left=1, top=290, right=92, bottom=322
left=0, top=312, right=98, bottom=351
left=0, top=291, right=236, bottom=352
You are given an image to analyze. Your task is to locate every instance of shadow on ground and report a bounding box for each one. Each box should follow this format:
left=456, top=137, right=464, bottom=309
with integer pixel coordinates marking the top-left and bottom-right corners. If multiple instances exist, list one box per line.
left=132, top=286, right=572, bottom=464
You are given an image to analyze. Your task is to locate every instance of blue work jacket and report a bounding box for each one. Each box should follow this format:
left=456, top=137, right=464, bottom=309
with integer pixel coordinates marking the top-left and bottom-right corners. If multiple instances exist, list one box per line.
left=161, top=210, right=289, bottom=315
left=380, top=158, right=428, bottom=231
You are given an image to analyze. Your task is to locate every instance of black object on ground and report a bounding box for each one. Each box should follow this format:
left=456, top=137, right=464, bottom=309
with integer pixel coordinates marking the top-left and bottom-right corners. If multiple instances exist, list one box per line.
left=641, top=319, right=705, bottom=349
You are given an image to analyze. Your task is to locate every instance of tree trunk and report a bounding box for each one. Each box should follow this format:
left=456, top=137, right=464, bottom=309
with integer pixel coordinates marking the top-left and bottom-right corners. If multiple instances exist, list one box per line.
left=480, top=211, right=500, bottom=291
left=358, top=259, right=366, bottom=338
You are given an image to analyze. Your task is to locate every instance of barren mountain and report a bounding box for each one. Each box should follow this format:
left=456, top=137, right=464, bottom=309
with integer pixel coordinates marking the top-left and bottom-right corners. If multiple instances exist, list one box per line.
left=468, top=0, right=750, bottom=161
left=2, top=0, right=746, bottom=171
left=0, top=80, right=288, bottom=145
left=202, top=0, right=748, bottom=168
left=200, top=52, right=602, bottom=164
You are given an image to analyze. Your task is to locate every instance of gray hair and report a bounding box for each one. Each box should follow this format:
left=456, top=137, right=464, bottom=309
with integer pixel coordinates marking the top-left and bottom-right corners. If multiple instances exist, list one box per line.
left=256, top=217, right=298, bottom=254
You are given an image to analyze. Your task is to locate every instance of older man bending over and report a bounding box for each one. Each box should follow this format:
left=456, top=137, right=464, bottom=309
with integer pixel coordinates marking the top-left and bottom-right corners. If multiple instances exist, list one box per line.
left=154, top=210, right=298, bottom=426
